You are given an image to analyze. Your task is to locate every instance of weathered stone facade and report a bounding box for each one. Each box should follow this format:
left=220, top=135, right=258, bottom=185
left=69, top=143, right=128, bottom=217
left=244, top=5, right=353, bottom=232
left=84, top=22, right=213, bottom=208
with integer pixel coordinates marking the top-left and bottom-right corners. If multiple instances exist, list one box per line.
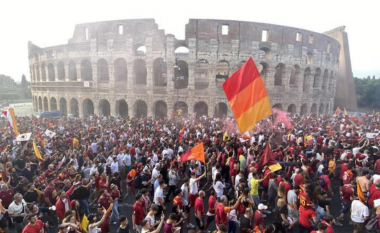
left=28, top=19, right=344, bottom=118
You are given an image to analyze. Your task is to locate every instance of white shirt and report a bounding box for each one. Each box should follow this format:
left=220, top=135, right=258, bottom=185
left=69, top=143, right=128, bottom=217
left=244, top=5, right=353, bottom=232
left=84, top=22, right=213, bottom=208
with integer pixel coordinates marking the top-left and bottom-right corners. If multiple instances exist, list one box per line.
left=213, top=181, right=225, bottom=198
left=181, top=184, right=189, bottom=206
left=235, top=174, right=244, bottom=189
left=351, top=200, right=369, bottom=223
left=111, top=161, right=119, bottom=174
left=189, top=178, right=198, bottom=195
left=145, top=215, right=155, bottom=227
left=154, top=186, right=164, bottom=206
left=117, top=153, right=124, bottom=166
left=8, top=199, right=26, bottom=215
left=123, top=154, right=131, bottom=167
left=152, top=169, right=160, bottom=185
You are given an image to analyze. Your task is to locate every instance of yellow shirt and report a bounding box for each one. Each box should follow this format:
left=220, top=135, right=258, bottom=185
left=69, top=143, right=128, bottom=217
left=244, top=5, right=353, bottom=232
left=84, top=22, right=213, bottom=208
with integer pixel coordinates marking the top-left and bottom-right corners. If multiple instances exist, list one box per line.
left=250, top=178, right=259, bottom=195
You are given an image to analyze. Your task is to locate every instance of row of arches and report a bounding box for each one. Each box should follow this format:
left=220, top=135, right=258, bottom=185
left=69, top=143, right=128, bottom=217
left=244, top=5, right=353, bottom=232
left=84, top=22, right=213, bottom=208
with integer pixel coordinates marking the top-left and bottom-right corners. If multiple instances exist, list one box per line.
left=33, top=96, right=229, bottom=118
left=31, top=58, right=334, bottom=91
left=272, top=102, right=331, bottom=116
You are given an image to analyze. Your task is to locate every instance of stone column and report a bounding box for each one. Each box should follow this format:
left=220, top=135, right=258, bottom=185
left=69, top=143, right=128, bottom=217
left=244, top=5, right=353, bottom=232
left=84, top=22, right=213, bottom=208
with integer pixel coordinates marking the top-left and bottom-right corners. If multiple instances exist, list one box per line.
left=111, top=100, right=117, bottom=116
left=147, top=100, right=153, bottom=118
left=65, top=65, right=70, bottom=81
left=127, top=63, right=134, bottom=88
left=146, top=63, right=153, bottom=88
left=78, top=98, right=84, bottom=118
left=188, top=63, right=195, bottom=90
left=109, top=63, right=115, bottom=89
left=265, top=69, right=275, bottom=90
left=166, top=36, right=175, bottom=92
left=76, top=64, right=82, bottom=81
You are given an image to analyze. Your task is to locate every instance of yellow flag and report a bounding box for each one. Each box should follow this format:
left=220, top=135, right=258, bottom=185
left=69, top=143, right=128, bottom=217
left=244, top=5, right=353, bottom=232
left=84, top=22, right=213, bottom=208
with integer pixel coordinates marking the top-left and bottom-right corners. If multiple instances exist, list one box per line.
left=81, top=214, right=89, bottom=233
left=33, top=141, right=43, bottom=160
left=357, top=182, right=365, bottom=202
left=223, top=132, right=228, bottom=141
left=344, top=108, right=348, bottom=116
left=73, top=138, right=79, bottom=149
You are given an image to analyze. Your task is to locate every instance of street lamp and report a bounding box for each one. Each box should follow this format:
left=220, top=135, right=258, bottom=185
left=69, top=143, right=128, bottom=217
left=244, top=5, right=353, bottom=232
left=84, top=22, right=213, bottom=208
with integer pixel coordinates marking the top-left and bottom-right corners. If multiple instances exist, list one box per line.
left=172, top=58, right=184, bottom=118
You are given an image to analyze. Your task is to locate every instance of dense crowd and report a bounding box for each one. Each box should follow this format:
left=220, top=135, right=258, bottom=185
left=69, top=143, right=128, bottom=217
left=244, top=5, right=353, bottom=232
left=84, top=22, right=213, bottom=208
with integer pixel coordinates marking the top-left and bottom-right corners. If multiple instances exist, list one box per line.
left=1, top=111, right=380, bottom=233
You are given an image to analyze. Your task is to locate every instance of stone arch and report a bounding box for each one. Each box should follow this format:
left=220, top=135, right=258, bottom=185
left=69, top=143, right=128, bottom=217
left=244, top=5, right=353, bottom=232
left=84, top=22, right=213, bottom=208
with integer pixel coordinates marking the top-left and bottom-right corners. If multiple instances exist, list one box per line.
left=60, top=98, right=67, bottom=116
left=97, top=59, right=109, bottom=81
left=216, top=60, right=229, bottom=87
left=174, top=46, right=189, bottom=54
left=41, top=64, right=46, bottom=81
left=50, top=97, right=57, bottom=111
left=116, top=99, right=128, bottom=118
left=43, top=97, right=49, bottom=111
left=57, top=61, right=65, bottom=81
left=310, top=103, right=318, bottom=115
left=258, top=62, right=269, bottom=80
left=135, top=100, right=147, bottom=117
left=135, top=45, right=146, bottom=55
left=83, top=98, right=95, bottom=116
left=313, top=68, right=322, bottom=88
left=289, top=65, right=300, bottom=87
left=214, top=102, right=228, bottom=118
left=287, top=104, right=297, bottom=116
left=154, top=101, right=167, bottom=119
left=36, top=65, right=40, bottom=81
left=99, top=99, right=111, bottom=116
left=174, top=101, right=188, bottom=116
left=306, top=52, right=314, bottom=65
left=319, top=103, right=324, bottom=115
left=237, top=60, right=246, bottom=69
left=133, top=59, right=147, bottom=85
left=303, top=68, right=311, bottom=92
left=114, top=58, right=128, bottom=82
left=68, top=60, right=77, bottom=81
left=195, top=59, right=209, bottom=90
left=47, top=63, right=55, bottom=81
left=272, top=103, right=283, bottom=111
left=174, top=60, right=189, bottom=89
left=300, top=104, right=308, bottom=116
left=81, top=60, right=93, bottom=81
left=38, top=97, right=42, bottom=111
left=322, top=69, right=329, bottom=90
left=274, top=63, right=285, bottom=86
left=153, top=58, right=167, bottom=86
left=259, top=47, right=271, bottom=59
left=194, top=102, right=208, bottom=117
left=70, top=98, right=79, bottom=117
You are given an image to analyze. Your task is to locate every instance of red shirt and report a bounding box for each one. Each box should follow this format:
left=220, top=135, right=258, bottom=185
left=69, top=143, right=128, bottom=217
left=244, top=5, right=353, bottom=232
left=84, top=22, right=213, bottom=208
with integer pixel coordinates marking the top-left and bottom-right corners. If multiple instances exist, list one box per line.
left=215, top=203, right=228, bottom=226
left=253, top=210, right=263, bottom=228
left=339, top=163, right=348, bottom=180
left=99, top=178, right=109, bottom=191
left=43, top=186, right=58, bottom=205
left=173, top=196, right=183, bottom=209
left=368, top=188, right=380, bottom=207
left=298, top=190, right=311, bottom=208
left=133, top=201, right=145, bottom=225
left=343, top=170, right=354, bottom=185
left=299, top=206, right=316, bottom=228
left=341, top=184, right=354, bottom=204
left=321, top=175, right=331, bottom=192
left=97, top=196, right=110, bottom=210
left=294, top=174, right=304, bottom=186
left=208, top=196, right=217, bottom=215
left=262, top=169, right=271, bottom=187
left=195, top=197, right=204, bottom=217
left=0, top=189, right=15, bottom=208
left=22, top=220, right=45, bottom=233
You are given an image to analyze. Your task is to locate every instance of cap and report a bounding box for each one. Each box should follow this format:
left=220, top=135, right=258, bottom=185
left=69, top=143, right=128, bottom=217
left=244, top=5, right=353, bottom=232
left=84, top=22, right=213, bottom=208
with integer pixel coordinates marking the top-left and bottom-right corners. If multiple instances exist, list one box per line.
left=258, top=203, right=268, bottom=210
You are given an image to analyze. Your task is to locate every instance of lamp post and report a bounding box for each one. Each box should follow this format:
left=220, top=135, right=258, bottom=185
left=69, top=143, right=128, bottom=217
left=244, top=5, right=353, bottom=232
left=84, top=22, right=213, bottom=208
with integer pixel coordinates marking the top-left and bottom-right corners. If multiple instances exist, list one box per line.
left=173, top=58, right=184, bottom=119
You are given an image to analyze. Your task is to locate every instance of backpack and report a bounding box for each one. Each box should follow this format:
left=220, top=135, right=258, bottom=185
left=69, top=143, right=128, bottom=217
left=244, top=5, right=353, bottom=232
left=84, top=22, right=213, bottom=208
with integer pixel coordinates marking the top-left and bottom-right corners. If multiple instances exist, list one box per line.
left=134, top=173, right=142, bottom=189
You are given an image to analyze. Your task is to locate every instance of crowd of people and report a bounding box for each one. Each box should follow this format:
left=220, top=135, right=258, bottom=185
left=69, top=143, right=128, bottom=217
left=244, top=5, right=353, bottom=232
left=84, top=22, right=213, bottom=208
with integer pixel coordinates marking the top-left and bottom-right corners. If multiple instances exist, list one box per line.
left=0, top=111, right=380, bottom=233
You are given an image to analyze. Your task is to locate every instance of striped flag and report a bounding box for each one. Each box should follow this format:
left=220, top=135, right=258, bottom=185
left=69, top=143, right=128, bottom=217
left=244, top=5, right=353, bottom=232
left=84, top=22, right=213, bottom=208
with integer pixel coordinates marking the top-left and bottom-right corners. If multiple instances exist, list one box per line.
left=223, top=57, right=272, bottom=133
left=2, top=108, right=19, bottom=136
left=33, top=141, right=44, bottom=160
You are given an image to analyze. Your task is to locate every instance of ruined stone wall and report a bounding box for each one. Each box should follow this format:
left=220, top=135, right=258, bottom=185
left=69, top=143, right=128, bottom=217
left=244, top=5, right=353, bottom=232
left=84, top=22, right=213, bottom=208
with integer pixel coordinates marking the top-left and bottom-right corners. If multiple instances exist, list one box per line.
left=28, top=19, right=342, bottom=118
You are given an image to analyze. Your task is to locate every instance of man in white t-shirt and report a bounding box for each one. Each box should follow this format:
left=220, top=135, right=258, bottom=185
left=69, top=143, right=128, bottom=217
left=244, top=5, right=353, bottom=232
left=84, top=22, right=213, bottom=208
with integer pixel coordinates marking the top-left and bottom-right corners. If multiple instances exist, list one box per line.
left=351, top=199, right=370, bottom=233
left=154, top=180, right=167, bottom=217
left=189, top=171, right=206, bottom=207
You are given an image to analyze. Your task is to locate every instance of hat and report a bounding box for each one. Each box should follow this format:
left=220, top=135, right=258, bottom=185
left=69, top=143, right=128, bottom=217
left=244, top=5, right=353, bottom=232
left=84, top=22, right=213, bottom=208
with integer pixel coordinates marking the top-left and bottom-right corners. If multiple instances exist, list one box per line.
left=258, top=203, right=268, bottom=210
left=137, top=163, right=143, bottom=169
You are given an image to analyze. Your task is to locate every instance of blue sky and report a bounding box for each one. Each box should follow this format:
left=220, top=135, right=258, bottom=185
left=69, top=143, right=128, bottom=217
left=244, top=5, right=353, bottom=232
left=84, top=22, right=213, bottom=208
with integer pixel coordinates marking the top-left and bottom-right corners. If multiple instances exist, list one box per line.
left=0, top=0, right=379, bottom=81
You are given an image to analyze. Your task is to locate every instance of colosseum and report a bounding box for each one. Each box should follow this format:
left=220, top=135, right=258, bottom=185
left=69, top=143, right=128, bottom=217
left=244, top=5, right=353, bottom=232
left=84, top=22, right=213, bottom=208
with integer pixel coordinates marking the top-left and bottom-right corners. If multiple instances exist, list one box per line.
left=28, top=19, right=357, bottom=118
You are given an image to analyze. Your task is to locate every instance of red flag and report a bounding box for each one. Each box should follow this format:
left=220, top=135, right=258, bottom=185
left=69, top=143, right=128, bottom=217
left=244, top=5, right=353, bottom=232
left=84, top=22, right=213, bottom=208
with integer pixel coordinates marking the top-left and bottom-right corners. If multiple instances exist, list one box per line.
left=259, top=144, right=282, bottom=172
left=180, top=143, right=205, bottom=163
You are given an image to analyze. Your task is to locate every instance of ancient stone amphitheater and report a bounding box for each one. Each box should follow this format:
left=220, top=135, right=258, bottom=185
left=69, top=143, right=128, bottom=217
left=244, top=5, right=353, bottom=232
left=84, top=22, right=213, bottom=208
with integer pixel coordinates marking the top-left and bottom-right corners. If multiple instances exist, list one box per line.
left=28, top=19, right=356, bottom=118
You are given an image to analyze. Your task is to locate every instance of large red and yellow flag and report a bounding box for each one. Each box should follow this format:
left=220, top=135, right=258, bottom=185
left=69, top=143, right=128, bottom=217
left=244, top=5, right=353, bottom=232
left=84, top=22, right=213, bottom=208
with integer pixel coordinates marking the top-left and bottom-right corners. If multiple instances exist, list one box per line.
left=33, top=140, right=44, bottom=161
left=180, top=143, right=205, bottom=163
left=2, top=108, right=19, bottom=136
left=222, top=57, right=272, bottom=133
